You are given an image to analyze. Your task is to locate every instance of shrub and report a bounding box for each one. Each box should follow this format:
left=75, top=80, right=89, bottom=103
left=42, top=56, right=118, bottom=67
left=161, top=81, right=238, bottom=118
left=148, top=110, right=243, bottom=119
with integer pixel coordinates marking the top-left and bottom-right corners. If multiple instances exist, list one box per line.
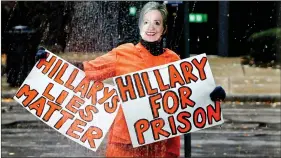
left=246, top=27, right=281, bottom=67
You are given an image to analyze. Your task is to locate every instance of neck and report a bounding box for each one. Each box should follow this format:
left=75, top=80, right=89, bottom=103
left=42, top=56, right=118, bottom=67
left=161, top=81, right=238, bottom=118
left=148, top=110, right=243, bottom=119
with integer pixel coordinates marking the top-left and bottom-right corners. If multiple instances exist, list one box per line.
left=140, top=39, right=164, bottom=56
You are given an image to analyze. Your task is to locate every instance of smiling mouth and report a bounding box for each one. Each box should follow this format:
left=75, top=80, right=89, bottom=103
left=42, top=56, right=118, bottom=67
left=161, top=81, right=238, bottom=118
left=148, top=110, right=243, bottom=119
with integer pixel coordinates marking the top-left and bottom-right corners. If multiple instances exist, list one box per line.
left=146, top=32, right=156, bottom=36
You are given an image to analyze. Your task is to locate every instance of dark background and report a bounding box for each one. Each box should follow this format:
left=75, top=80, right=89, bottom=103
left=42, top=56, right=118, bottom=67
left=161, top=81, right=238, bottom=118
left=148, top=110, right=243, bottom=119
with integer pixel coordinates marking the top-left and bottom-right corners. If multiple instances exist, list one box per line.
left=1, top=1, right=279, bottom=56
left=165, top=1, right=278, bottom=57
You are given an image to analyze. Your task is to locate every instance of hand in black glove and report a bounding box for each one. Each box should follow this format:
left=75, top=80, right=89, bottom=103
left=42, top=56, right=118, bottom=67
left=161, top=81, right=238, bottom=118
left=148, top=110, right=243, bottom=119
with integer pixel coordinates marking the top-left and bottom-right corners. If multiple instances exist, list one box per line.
left=210, top=86, right=226, bottom=101
left=35, top=47, right=48, bottom=61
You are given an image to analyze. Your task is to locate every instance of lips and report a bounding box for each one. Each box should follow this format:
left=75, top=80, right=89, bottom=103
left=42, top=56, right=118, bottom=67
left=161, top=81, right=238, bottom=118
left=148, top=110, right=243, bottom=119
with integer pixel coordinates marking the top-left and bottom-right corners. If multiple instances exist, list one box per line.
left=146, top=32, right=156, bottom=36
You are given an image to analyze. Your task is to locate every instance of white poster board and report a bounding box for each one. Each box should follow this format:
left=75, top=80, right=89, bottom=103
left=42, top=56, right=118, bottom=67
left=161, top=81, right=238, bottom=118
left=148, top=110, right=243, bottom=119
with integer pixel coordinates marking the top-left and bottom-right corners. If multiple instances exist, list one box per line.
left=113, top=53, right=224, bottom=148
left=13, top=51, right=120, bottom=152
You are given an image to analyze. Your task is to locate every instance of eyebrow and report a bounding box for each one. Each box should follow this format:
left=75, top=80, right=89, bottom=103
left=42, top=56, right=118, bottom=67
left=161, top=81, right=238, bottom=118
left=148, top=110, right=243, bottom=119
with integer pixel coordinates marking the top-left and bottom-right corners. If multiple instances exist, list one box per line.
left=143, top=19, right=162, bottom=22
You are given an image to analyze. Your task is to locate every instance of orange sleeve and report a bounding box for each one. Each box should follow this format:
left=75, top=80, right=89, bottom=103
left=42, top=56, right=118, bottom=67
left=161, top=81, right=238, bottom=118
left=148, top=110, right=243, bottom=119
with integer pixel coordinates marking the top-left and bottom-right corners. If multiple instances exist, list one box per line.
left=83, top=50, right=117, bottom=81
left=166, top=49, right=181, bottom=62
left=173, top=52, right=181, bottom=61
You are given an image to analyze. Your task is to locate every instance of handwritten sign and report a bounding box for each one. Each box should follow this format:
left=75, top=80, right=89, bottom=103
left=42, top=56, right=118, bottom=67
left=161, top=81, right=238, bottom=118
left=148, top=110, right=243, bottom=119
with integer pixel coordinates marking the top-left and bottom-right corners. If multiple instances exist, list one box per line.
left=13, top=51, right=120, bottom=151
left=113, top=53, right=224, bottom=148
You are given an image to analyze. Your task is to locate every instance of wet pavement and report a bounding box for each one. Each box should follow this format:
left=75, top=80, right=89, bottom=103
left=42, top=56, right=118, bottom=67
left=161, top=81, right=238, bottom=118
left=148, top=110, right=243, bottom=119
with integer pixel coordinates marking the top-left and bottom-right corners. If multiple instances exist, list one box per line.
left=1, top=100, right=280, bottom=157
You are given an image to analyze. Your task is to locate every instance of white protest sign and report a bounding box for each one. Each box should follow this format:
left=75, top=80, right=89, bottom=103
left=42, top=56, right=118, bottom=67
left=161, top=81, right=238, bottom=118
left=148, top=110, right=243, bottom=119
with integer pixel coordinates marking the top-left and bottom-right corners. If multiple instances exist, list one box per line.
left=13, top=51, right=120, bottom=152
left=113, top=53, right=224, bottom=148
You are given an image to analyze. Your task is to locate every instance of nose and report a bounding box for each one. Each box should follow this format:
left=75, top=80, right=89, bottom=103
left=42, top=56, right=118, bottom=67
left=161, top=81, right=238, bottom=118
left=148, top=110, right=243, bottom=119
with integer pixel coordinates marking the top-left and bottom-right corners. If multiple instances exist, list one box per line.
left=147, top=23, right=155, bottom=31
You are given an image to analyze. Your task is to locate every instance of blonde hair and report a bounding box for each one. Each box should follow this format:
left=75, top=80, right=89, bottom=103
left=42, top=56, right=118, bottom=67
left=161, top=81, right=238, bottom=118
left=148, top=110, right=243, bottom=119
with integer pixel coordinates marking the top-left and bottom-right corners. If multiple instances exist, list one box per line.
left=138, top=2, right=168, bottom=31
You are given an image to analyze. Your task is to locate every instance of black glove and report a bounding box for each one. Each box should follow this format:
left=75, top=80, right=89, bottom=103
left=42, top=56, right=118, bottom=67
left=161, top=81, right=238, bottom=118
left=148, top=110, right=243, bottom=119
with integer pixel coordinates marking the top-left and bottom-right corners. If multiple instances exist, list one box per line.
left=35, top=47, right=48, bottom=61
left=210, top=86, right=226, bottom=101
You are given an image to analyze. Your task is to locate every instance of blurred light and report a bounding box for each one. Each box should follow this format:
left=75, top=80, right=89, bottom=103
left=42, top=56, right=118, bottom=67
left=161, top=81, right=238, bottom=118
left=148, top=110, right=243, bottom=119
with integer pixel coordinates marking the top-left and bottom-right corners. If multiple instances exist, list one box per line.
left=189, top=13, right=208, bottom=23
left=189, top=14, right=196, bottom=22
left=165, top=1, right=183, bottom=4
left=129, top=6, right=137, bottom=16
left=196, top=14, right=203, bottom=22
left=165, top=1, right=182, bottom=7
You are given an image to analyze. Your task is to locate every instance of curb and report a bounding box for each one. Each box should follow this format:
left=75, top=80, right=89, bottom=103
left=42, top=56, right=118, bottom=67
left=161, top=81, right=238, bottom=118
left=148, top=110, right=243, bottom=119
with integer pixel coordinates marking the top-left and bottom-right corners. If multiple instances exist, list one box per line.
left=2, top=91, right=17, bottom=99
left=2, top=92, right=280, bottom=102
left=225, top=94, right=281, bottom=102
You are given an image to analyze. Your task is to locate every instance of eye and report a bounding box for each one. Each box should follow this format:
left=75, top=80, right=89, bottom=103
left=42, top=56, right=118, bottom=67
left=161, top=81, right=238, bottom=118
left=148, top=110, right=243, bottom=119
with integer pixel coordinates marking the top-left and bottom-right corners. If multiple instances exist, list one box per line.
left=144, top=21, right=148, bottom=24
left=155, top=21, right=160, bottom=25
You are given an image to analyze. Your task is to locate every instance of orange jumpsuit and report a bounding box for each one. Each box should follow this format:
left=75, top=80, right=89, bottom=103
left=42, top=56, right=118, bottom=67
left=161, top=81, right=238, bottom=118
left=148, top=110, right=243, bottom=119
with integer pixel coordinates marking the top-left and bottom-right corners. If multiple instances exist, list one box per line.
left=83, top=42, right=181, bottom=157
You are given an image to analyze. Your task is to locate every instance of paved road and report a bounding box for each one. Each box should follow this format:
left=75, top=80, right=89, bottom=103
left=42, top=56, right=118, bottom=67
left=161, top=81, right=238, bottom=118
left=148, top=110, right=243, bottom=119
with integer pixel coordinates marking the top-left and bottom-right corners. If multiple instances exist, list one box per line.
left=1, top=101, right=280, bottom=157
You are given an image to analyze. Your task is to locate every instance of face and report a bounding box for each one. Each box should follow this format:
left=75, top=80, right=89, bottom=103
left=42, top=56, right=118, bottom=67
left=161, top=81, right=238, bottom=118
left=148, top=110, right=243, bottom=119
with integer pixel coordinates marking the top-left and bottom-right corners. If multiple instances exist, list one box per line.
left=140, top=10, right=165, bottom=42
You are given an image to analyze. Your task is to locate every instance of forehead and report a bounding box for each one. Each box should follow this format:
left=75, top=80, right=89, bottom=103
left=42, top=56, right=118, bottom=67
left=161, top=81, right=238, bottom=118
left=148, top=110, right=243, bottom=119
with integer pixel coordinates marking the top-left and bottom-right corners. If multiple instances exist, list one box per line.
left=143, top=10, right=163, bottom=20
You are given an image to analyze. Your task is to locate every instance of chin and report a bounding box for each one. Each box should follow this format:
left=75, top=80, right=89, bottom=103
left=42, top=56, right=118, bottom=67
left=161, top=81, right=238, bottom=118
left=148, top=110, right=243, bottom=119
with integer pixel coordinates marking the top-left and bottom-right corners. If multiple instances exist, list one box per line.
left=146, top=39, right=157, bottom=42
left=143, top=37, right=159, bottom=42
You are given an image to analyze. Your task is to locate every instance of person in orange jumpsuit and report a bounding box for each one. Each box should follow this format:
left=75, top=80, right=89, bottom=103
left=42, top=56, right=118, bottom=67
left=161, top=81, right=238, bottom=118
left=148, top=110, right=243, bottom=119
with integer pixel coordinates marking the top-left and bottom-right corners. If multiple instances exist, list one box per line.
left=36, top=2, right=226, bottom=157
